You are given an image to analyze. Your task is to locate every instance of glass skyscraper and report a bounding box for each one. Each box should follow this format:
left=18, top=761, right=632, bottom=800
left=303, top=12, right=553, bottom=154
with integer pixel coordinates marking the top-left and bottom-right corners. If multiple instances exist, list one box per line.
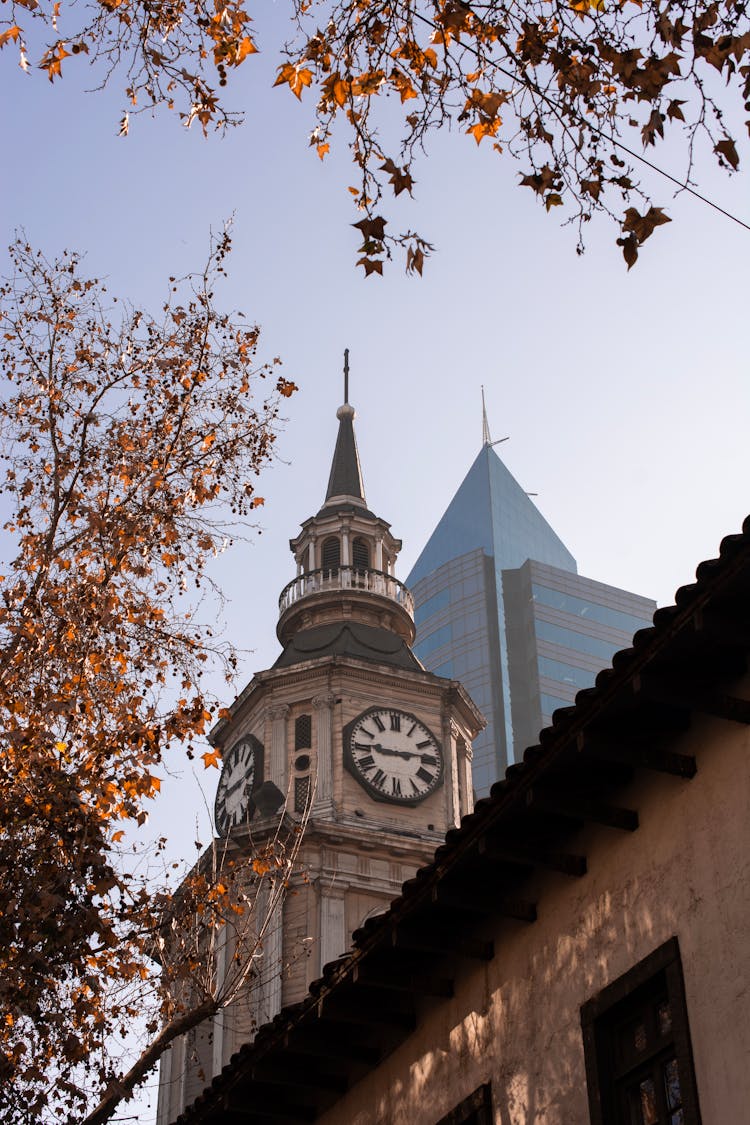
left=407, top=442, right=655, bottom=796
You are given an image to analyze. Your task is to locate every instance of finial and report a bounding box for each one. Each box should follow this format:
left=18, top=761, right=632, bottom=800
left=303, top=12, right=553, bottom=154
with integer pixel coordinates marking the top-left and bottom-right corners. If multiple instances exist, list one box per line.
left=481, top=386, right=491, bottom=446
left=481, top=386, right=510, bottom=449
left=344, top=348, right=350, bottom=405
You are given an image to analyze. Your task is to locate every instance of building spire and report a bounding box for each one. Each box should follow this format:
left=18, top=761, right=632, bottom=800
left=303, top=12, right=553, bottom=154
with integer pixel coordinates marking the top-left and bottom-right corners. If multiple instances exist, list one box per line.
left=323, top=350, right=366, bottom=507
left=481, top=386, right=492, bottom=446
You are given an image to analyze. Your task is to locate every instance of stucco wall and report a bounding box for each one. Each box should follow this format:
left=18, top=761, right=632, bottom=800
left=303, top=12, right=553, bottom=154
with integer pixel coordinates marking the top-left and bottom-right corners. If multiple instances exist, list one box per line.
left=316, top=700, right=750, bottom=1124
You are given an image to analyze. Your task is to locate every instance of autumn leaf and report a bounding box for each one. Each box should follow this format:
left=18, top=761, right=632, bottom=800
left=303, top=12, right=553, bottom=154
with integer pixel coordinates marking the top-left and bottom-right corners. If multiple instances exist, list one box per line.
left=714, top=138, right=739, bottom=170
left=0, top=26, right=21, bottom=49
left=273, top=62, right=313, bottom=100
left=357, top=257, right=384, bottom=276
left=202, top=748, right=221, bottom=769
left=622, top=205, right=671, bottom=243
left=352, top=216, right=386, bottom=242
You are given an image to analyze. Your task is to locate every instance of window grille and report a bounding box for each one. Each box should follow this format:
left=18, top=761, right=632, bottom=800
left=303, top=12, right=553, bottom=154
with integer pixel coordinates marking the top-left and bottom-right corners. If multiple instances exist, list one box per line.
left=295, top=714, right=311, bottom=750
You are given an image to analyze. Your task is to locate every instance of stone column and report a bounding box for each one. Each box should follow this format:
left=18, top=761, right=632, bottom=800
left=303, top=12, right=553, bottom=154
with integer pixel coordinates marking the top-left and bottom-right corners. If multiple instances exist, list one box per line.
left=462, top=739, right=474, bottom=815
left=312, top=694, right=335, bottom=811
left=268, top=704, right=290, bottom=799
left=442, top=715, right=459, bottom=829
left=341, top=525, right=351, bottom=566
left=263, top=900, right=284, bottom=1022
left=155, top=1044, right=174, bottom=1125
left=374, top=537, right=383, bottom=571
left=212, top=927, right=228, bottom=1077
left=319, top=886, right=347, bottom=974
left=307, top=538, right=315, bottom=571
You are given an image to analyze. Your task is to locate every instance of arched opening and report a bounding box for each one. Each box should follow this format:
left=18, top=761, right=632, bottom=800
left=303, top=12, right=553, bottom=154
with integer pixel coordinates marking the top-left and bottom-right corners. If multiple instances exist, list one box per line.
left=321, top=536, right=340, bottom=577
left=352, top=537, right=370, bottom=573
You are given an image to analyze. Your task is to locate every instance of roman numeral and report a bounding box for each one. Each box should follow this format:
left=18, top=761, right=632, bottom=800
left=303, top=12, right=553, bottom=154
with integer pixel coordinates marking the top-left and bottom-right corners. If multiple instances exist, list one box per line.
left=358, top=754, right=375, bottom=770
left=392, top=777, right=402, bottom=797
left=416, top=767, right=435, bottom=785
left=406, top=723, right=417, bottom=737
left=373, top=714, right=386, bottom=732
left=417, top=740, right=432, bottom=750
left=372, top=769, right=387, bottom=788
left=390, top=713, right=401, bottom=732
left=420, top=755, right=437, bottom=767
left=354, top=742, right=372, bottom=753
left=357, top=727, right=375, bottom=740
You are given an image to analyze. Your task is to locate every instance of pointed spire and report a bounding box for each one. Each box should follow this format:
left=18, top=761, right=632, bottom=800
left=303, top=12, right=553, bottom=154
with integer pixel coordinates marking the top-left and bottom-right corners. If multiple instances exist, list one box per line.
left=323, top=351, right=366, bottom=507
left=481, top=386, right=492, bottom=447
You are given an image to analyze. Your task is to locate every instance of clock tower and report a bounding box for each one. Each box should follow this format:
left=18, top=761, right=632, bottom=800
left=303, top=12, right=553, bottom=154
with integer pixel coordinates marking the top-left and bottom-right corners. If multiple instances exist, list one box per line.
left=157, top=369, right=483, bottom=1121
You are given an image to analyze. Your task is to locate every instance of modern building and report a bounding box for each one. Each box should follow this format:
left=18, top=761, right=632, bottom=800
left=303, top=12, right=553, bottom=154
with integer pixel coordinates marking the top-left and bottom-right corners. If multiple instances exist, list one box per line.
left=157, top=385, right=483, bottom=1122
left=173, top=514, right=750, bottom=1125
left=407, top=423, right=656, bottom=795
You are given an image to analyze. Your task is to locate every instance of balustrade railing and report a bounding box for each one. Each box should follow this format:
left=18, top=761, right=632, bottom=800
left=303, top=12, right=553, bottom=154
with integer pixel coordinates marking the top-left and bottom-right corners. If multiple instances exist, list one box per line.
left=278, top=566, right=414, bottom=618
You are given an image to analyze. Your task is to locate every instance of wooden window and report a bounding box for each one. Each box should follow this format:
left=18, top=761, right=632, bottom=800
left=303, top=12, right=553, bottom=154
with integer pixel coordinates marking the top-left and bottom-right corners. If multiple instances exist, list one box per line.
left=436, top=1084, right=492, bottom=1125
left=352, top=536, right=370, bottom=571
left=581, top=938, right=702, bottom=1125
left=321, top=536, right=340, bottom=574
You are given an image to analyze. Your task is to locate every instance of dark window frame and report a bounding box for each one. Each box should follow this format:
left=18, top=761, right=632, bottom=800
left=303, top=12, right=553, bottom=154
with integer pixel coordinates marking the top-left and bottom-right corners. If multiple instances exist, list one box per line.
left=581, top=937, right=702, bottom=1125
left=435, top=1083, right=492, bottom=1125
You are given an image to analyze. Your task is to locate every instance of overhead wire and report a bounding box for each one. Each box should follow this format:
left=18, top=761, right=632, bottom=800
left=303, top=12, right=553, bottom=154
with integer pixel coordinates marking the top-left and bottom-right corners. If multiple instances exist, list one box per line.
left=407, top=4, right=750, bottom=233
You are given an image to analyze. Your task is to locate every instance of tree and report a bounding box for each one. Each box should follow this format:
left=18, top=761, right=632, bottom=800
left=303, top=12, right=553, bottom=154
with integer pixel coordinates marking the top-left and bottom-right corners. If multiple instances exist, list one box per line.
left=1, top=1, right=748, bottom=268
left=0, top=233, right=298, bottom=1123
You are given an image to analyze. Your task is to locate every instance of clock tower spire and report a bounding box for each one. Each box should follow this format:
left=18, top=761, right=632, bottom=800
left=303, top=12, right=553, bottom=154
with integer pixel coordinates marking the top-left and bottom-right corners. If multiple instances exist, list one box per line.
left=157, top=368, right=484, bottom=1124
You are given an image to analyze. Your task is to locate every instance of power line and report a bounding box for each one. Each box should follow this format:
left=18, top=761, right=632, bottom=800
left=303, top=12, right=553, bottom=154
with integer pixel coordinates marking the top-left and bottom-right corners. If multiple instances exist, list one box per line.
left=409, top=7, right=750, bottom=234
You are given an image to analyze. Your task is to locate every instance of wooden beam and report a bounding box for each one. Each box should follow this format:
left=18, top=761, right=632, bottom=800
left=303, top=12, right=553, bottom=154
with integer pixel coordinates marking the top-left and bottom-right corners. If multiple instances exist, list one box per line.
left=251, top=1063, right=349, bottom=1095
left=694, top=608, right=750, bottom=649
left=391, top=924, right=494, bottom=962
left=578, top=733, right=697, bottom=779
left=526, top=786, right=638, bottom=831
left=317, top=994, right=415, bottom=1033
left=638, top=675, right=750, bottom=725
left=225, top=1093, right=317, bottom=1122
left=285, top=1027, right=381, bottom=1066
left=431, top=883, right=537, bottom=923
left=352, top=964, right=455, bottom=998
left=478, top=836, right=588, bottom=877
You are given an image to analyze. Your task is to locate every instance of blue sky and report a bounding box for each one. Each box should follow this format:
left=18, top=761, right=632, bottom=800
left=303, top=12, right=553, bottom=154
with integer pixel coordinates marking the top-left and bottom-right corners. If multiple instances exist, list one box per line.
left=1, top=9, right=749, bottom=1118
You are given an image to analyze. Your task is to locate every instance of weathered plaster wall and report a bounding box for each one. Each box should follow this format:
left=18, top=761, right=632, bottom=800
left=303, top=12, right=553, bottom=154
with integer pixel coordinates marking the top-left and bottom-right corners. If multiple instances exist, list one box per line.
left=316, top=701, right=750, bottom=1124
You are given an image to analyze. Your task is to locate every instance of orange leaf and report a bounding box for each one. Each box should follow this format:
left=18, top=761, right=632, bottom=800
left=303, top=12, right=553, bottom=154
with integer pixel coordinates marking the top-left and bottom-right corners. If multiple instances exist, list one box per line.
left=202, top=748, right=221, bottom=769
left=317, top=142, right=330, bottom=161
left=235, top=36, right=257, bottom=64
left=0, top=26, right=21, bottom=49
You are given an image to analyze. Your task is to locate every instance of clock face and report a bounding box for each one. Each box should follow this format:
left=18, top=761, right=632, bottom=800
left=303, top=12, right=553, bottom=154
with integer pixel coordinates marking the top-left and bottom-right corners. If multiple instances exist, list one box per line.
left=344, top=708, right=444, bottom=806
left=215, top=736, right=262, bottom=836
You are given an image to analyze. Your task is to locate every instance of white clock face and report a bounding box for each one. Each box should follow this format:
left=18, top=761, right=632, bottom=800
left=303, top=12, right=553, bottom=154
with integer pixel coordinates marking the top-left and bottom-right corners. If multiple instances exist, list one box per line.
left=215, top=737, right=257, bottom=835
left=345, top=708, right=444, bottom=805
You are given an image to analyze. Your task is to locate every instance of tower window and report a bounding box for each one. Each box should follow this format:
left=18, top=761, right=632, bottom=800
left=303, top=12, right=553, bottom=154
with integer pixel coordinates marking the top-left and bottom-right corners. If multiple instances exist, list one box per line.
left=294, top=775, right=311, bottom=813
left=321, top=536, right=340, bottom=574
left=352, top=536, right=370, bottom=571
left=295, top=714, right=312, bottom=750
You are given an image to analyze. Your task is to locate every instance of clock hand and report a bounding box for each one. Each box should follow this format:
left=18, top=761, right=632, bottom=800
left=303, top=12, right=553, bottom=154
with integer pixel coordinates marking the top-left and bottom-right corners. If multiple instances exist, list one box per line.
left=223, top=778, right=247, bottom=798
left=372, top=743, right=418, bottom=761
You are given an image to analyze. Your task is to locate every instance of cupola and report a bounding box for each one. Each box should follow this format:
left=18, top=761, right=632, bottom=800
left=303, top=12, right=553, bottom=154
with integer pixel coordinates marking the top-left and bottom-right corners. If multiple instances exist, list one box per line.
left=276, top=355, right=416, bottom=659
